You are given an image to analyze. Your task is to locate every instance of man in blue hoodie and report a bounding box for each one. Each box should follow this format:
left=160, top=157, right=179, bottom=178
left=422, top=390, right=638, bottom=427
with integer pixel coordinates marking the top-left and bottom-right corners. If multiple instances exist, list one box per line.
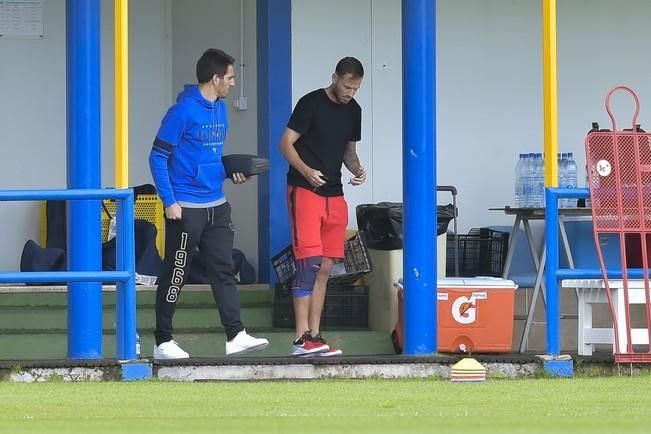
left=149, top=48, right=269, bottom=359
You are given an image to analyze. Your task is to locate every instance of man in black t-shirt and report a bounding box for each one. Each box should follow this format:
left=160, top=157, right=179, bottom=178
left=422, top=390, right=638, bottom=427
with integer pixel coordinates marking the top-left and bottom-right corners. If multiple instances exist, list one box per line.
left=279, top=57, right=366, bottom=357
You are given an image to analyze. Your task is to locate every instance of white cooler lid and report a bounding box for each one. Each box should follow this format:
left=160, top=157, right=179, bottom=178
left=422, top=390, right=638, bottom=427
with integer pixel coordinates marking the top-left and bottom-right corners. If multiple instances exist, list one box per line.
left=437, top=276, right=518, bottom=289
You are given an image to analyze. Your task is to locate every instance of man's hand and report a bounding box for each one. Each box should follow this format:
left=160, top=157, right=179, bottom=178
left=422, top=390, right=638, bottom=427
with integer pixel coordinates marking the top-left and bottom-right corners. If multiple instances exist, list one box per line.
left=231, top=172, right=249, bottom=184
left=302, top=167, right=327, bottom=189
left=349, top=166, right=367, bottom=186
left=165, top=203, right=182, bottom=220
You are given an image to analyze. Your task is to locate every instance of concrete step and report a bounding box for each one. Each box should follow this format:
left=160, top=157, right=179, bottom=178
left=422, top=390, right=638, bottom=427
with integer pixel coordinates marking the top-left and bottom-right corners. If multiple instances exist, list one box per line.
left=0, top=284, right=275, bottom=333
left=0, top=330, right=395, bottom=360
left=0, top=284, right=272, bottom=307
left=0, top=284, right=380, bottom=360
left=0, top=305, right=274, bottom=332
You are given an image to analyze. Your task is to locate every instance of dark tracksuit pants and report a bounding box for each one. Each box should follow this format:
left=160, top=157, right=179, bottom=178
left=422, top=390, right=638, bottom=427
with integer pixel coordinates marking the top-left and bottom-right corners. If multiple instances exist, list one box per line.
left=154, top=203, right=244, bottom=345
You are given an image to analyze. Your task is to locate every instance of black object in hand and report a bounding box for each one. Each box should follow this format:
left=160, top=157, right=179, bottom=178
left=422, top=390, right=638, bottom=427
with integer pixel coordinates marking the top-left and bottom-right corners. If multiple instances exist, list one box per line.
left=222, top=154, right=269, bottom=177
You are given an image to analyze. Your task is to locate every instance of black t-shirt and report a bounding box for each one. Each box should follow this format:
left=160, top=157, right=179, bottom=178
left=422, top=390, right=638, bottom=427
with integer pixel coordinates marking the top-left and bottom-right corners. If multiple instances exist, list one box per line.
left=286, top=88, right=362, bottom=197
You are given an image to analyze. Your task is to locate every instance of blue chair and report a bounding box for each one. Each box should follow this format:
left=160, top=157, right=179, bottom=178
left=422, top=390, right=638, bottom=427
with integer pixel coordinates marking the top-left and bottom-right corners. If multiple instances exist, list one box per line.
left=560, top=220, right=622, bottom=271
left=487, top=225, right=538, bottom=289
left=492, top=220, right=623, bottom=353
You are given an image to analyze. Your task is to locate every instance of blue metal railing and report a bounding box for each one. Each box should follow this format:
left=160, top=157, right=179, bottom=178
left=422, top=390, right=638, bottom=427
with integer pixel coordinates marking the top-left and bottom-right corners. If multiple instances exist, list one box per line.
left=0, top=188, right=137, bottom=361
left=544, top=187, right=649, bottom=356
left=544, top=187, right=587, bottom=356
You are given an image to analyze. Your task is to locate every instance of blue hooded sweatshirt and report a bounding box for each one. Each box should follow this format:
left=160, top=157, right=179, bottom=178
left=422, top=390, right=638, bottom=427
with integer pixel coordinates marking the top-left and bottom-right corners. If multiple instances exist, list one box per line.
left=149, top=85, right=229, bottom=208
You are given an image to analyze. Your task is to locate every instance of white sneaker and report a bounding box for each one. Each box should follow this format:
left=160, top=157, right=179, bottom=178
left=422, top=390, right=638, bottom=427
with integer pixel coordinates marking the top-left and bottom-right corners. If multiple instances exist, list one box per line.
left=153, top=340, right=190, bottom=360
left=225, top=329, right=269, bottom=356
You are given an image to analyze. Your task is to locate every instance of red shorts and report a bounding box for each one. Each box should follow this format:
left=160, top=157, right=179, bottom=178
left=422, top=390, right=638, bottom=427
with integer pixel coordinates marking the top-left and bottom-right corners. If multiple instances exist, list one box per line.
left=287, top=185, right=348, bottom=260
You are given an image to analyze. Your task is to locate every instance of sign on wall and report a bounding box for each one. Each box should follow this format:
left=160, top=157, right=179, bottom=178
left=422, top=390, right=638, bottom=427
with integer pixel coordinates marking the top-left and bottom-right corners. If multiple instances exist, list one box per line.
left=0, top=0, right=43, bottom=39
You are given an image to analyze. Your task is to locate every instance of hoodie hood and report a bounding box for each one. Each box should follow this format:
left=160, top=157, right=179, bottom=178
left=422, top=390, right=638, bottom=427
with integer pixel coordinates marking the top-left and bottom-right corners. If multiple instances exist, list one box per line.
left=176, top=84, right=217, bottom=109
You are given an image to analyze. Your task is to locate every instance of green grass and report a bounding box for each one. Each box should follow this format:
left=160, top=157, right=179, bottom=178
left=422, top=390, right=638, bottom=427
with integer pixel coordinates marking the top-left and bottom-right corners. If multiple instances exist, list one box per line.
left=2, top=377, right=651, bottom=433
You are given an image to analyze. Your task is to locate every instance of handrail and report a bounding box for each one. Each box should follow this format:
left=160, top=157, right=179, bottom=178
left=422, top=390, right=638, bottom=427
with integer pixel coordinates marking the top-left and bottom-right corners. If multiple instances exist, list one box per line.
left=0, top=188, right=132, bottom=201
left=0, top=188, right=137, bottom=361
left=0, top=271, right=131, bottom=283
left=545, top=187, right=590, bottom=358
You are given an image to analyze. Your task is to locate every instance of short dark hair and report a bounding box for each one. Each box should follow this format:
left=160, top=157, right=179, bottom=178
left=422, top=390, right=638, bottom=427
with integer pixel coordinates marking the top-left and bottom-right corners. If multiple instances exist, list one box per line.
left=196, top=48, right=235, bottom=84
left=335, top=57, right=364, bottom=79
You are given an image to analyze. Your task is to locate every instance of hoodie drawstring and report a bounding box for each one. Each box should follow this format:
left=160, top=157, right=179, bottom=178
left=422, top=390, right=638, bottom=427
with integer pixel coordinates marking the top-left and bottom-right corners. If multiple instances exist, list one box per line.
left=206, top=207, right=215, bottom=225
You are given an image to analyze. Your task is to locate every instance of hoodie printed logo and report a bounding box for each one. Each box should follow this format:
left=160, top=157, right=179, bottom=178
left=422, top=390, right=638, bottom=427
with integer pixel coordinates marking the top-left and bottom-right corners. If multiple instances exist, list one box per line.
left=199, top=123, right=226, bottom=148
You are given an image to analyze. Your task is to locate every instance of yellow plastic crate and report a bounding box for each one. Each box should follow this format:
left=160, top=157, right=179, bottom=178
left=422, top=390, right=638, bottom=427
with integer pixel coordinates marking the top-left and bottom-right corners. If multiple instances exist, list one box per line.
left=40, top=194, right=165, bottom=257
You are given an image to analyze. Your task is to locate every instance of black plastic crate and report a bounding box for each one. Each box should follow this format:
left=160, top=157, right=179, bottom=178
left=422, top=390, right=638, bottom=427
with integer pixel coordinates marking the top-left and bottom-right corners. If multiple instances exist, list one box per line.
left=446, top=228, right=509, bottom=277
left=271, top=232, right=373, bottom=288
left=273, top=284, right=369, bottom=329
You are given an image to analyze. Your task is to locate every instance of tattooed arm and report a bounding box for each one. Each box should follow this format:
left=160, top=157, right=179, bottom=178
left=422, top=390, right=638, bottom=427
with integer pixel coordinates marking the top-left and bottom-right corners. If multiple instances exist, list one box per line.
left=343, top=142, right=366, bottom=186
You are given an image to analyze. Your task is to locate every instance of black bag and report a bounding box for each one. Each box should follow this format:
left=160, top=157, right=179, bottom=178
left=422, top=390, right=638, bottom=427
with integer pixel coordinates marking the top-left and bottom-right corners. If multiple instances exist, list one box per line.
left=44, top=184, right=158, bottom=250
left=45, top=200, right=67, bottom=249
left=20, top=240, right=67, bottom=286
left=232, top=248, right=256, bottom=284
left=102, top=219, right=163, bottom=278
left=356, top=202, right=404, bottom=250
left=356, top=202, right=456, bottom=250
left=21, top=219, right=163, bottom=285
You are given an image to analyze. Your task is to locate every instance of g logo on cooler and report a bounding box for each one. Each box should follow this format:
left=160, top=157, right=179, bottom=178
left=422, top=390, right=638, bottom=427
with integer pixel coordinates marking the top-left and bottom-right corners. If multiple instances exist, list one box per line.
left=451, top=296, right=476, bottom=324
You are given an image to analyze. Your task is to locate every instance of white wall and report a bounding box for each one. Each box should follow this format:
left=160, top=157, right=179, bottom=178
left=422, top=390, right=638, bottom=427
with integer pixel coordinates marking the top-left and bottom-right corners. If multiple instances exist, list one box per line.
left=292, top=0, right=403, bottom=229
left=557, top=0, right=651, bottom=171
left=171, top=0, right=259, bottom=269
left=0, top=0, right=171, bottom=271
left=436, top=0, right=543, bottom=232
left=0, top=0, right=66, bottom=271
left=370, top=0, right=403, bottom=203
left=437, top=0, right=651, bottom=234
left=101, top=0, right=172, bottom=188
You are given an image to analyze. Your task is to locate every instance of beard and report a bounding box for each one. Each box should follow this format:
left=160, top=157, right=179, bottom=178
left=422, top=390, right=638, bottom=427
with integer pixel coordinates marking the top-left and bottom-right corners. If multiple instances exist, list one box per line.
left=334, top=88, right=351, bottom=104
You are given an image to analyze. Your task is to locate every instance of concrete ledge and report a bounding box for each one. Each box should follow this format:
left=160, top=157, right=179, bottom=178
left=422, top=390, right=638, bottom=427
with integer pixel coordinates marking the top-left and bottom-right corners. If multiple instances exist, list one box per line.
left=8, top=354, right=651, bottom=382
left=0, top=356, right=540, bottom=381
left=7, top=367, right=107, bottom=382
left=156, top=362, right=538, bottom=381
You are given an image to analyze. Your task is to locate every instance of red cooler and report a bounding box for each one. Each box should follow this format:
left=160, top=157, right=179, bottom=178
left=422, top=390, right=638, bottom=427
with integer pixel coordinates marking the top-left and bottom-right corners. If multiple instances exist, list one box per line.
left=437, top=277, right=517, bottom=353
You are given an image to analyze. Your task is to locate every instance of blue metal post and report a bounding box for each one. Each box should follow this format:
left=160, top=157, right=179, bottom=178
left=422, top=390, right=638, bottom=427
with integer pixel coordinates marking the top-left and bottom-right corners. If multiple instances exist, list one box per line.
left=257, top=0, right=292, bottom=283
left=402, top=0, right=436, bottom=355
left=115, top=191, right=136, bottom=360
left=66, top=0, right=103, bottom=359
left=545, top=187, right=560, bottom=356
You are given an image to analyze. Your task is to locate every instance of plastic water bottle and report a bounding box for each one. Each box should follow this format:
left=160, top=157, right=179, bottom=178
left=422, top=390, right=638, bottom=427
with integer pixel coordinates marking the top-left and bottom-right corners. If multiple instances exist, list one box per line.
left=107, top=217, right=117, bottom=241
left=532, top=153, right=545, bottom=208
left=514, top=154, right=526, bottom=207
left=539, top=153, right=546, bottom=208
left=563, top=152, right=578, bottom=208
left=558, top=153, right=568, bottom=207
left=556, top=152, right=562, bottom=185
left=522, top=153, right=535, bottom=207
left=136, top=332, right=141, bottom=358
